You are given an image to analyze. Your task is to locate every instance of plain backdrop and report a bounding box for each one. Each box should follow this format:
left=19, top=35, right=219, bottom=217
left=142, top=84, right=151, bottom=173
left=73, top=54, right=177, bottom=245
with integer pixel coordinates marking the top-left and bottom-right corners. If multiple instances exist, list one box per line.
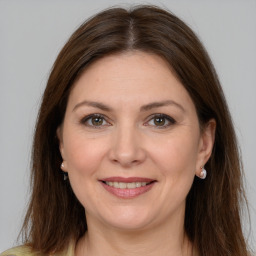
left=0, top=0, right=255, bottom=252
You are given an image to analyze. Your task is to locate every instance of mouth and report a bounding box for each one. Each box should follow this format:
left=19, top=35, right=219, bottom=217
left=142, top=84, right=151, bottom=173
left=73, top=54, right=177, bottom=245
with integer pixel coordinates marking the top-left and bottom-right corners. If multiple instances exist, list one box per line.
left=102, top=180, right=154, bottom=188
left=99, top=177, right=157, bottom=199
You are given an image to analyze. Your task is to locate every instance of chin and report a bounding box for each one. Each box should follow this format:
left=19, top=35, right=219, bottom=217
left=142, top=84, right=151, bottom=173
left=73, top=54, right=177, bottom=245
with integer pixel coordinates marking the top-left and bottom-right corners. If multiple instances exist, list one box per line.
left=96, top=205, right=156, bottom=231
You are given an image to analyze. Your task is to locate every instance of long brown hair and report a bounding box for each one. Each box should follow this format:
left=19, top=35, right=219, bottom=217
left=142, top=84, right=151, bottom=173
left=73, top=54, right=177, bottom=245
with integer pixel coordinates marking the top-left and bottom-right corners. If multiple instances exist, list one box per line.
left=21, top=5, right=251, bottom=255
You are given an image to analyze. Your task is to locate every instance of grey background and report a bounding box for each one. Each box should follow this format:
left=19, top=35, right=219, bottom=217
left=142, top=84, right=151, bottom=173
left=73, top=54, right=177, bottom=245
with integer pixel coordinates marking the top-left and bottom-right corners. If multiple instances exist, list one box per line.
left=0, top=0, right=255, bottom=252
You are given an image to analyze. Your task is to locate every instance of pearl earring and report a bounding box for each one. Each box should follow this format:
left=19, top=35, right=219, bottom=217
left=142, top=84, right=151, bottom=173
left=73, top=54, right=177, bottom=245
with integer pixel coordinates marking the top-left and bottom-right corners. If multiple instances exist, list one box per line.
left=199, top=166, right=207, bottom=179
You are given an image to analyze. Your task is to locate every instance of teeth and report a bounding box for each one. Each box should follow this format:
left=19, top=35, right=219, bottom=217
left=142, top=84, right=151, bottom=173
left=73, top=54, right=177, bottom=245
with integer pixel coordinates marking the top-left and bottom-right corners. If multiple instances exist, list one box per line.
left=113, top=182, right=119, bottom=188
left=105, top=181, right=149, bottom=189
left=119, top=182, right=127, bottom=189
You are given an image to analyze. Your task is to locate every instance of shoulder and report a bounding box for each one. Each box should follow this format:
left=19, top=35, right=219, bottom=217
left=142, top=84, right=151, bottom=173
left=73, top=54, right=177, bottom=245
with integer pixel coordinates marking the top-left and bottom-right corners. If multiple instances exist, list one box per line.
left=1, top=239, right=76, bottom=256
left=0, top=245, right=39, bottom=256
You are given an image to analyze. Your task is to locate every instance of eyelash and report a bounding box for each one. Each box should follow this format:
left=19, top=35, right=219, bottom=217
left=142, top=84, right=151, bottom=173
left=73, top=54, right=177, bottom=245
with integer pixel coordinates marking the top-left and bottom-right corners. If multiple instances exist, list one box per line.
left=80, top=113, right=176, bottom=129
left=145, top=114, right=176, bottom=128
left=80, top=114, right=110, bottom=128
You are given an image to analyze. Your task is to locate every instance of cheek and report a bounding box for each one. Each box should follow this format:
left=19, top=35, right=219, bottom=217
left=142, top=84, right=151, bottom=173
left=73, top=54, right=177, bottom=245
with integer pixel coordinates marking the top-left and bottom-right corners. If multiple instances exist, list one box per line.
left=152, top=133, right=198, bottom=169
left=63, top=130, right=108, bottom=177
left=148, top=130, right=199, bottom=190
left=62, top=132, right=110, bottom=209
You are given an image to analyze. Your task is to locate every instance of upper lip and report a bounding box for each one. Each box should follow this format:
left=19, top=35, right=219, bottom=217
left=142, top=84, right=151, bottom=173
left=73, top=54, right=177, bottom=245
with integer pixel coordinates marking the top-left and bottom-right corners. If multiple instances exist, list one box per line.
left=100, top=177, right=156, bottom=183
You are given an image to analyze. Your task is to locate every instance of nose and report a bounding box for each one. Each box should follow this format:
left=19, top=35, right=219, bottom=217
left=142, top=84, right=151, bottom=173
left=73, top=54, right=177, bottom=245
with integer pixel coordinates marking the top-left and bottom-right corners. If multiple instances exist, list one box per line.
left=108, top=124, right=147, bottom=168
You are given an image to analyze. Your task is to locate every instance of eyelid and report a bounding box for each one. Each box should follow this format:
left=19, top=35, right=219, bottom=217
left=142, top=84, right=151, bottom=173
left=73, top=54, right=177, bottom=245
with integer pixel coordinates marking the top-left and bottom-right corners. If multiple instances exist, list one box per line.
left=80, top=113, right=112, bottom=127
left=144, top=113, right=176, bottom=128
left=79, top=113, right=176, bottom=129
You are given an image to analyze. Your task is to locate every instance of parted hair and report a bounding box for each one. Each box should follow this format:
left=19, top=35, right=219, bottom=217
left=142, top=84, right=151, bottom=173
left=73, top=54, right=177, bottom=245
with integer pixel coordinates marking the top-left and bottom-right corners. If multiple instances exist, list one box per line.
left=21, top=5, right=250, bottom=256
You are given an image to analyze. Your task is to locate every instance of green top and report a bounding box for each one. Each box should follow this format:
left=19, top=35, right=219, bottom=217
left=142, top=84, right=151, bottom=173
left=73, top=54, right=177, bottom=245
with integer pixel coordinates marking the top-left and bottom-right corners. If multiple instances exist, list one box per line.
left=0, top=240, right=75, bottom=256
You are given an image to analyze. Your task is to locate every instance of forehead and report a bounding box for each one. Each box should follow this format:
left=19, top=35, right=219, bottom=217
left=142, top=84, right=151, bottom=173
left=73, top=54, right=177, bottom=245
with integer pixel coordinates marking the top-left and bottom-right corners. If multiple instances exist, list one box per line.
left=67, top=51, right=194, bottom=111
left=81, top=51, right=173, bottom=80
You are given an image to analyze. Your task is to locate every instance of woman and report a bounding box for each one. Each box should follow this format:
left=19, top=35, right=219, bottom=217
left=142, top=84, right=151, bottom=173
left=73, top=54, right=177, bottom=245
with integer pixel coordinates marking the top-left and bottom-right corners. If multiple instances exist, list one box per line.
left=1, top=5, right=252, bottom=256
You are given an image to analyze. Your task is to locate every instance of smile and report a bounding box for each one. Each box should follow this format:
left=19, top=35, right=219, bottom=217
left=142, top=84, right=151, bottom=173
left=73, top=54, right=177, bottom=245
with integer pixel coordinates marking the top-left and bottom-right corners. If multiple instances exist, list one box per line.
left=105, top=181, right=149, bottom=189
left=100, top=177, right=156, bottom=199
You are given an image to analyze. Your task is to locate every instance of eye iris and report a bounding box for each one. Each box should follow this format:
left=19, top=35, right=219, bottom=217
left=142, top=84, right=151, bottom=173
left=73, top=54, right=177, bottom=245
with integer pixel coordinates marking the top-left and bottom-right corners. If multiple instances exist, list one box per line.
left=92, top=117, right=103, bottom=126
left=154, top=117, right=165, bottom=126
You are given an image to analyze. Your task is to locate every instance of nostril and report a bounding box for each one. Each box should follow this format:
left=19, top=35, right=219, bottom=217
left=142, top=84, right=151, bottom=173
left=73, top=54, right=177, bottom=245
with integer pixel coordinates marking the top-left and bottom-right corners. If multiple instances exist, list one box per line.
left=107, top=134, right=147, bottom=167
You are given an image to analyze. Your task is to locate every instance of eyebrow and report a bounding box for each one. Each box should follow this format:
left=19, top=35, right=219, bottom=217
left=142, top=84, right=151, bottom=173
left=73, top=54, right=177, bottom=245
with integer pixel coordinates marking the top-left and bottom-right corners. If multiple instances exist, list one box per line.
left=73, top=101, right=112, bottom=112
left=140, top=100, right=185, bottom=112
left=73, top=100, right=185, bottom=112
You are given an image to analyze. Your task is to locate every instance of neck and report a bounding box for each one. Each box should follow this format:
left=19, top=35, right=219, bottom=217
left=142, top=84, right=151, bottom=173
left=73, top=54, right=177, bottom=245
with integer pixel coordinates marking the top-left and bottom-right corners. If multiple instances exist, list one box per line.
left=75, top=212, right=195, bottom=256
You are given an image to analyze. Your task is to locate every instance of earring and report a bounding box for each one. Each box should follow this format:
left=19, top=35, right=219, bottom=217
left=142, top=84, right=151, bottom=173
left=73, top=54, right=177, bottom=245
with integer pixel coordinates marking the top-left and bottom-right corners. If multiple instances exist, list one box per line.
left=60, top=162, right=68, bottom=181
left=63, top=173, right=68, bottom=181
left=199, top=166, right=207, bottom=179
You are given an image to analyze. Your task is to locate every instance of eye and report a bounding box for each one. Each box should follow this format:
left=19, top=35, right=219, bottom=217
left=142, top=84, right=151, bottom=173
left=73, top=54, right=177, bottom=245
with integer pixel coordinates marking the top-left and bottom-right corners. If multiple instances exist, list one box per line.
left=80, top=114, right=110, bottom=128
left=145, top=114, right=176, bottom=128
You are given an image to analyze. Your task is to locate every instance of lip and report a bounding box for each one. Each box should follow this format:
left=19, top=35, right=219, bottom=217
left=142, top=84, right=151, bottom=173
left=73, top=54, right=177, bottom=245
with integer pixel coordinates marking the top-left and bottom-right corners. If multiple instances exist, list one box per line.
left=101, top=176, right=155, bottom=183
left=99, top=177, right=157, bottom=199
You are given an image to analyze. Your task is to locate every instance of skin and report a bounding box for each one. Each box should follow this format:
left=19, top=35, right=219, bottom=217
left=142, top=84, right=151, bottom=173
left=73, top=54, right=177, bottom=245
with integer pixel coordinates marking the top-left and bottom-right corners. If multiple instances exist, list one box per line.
left=58, top=51, right=215, bottom=256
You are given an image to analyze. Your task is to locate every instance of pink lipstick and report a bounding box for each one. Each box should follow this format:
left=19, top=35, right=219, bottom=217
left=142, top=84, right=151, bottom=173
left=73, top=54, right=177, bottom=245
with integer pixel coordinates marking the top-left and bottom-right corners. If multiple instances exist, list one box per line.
left=100, top=177, right=156, bottom=199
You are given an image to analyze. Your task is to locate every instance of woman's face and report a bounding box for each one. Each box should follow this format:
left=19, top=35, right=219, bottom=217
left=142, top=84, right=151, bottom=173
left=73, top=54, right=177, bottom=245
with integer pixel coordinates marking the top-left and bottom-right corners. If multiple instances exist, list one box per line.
left=58, top=51, right=214, bottom=231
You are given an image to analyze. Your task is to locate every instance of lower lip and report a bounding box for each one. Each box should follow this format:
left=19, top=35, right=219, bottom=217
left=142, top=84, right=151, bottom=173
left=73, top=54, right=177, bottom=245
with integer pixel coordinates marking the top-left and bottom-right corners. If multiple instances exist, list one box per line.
left=101, top=182, right=155, bottom=199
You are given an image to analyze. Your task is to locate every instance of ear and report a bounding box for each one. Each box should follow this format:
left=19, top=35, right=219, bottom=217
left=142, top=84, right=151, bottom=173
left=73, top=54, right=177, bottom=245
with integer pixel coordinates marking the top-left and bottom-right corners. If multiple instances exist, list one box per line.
left=56, top=126, right=65, bottom=160
left=57, top=126, right=67, bottom=172
left=195, top=119, right=216, bottom=177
